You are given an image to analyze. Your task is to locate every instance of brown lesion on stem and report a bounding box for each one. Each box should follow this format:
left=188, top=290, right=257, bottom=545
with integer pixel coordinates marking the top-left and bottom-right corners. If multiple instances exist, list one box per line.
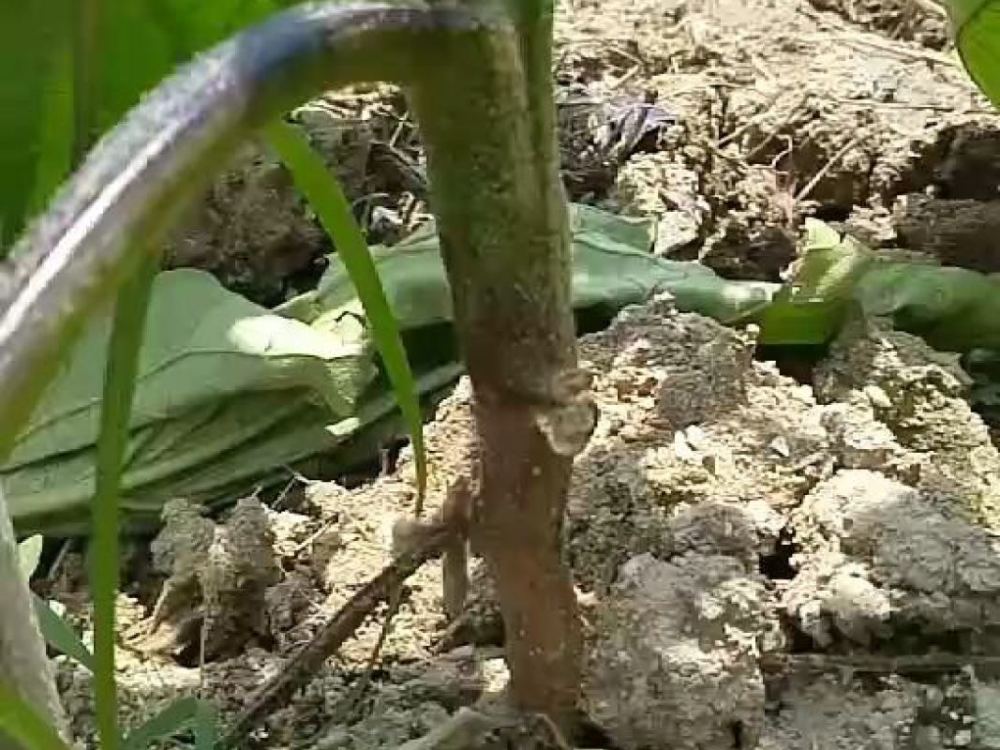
left=470, top=395, right=589, bottom=728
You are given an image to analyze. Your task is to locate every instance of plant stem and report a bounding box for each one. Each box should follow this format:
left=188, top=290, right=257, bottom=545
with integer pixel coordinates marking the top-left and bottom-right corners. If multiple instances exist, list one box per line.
left=408, top=12, right=592, bottom=729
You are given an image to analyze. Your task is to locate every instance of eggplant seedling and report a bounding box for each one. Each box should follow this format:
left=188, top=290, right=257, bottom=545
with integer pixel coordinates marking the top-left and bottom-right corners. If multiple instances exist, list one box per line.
left=0, top=0, right=595, bottom=740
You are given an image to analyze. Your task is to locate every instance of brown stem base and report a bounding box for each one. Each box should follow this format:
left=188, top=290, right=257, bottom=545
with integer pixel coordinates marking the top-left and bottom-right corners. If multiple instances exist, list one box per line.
left=472, top=400, right=581, bottom=731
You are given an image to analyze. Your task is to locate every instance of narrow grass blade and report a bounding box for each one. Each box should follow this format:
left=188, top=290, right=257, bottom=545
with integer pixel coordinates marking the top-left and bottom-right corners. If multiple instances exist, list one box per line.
left=265, top=120, right=427, bottom=509
left=122, top=697, right=217, bottom=750
left=17, top=534, right=44, bottom=579
left=0, top=684, right=72, bottom=750
left=90, top=250, right=158, bottom=750
left=32, top=593, right=96, bottom=672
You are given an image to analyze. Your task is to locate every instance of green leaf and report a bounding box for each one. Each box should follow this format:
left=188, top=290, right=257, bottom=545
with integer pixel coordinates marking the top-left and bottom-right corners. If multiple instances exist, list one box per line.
left=91, top=250, right=159, bottom=750
left=194, top=700, right=219, bottom=750
left=264, top=120, right=428, bottom=509
left=32, top=593, right=96, bottom=673
left=952, top=0, right=1000, bottom=107
left=18, top=530, right=96, bottom=672
left=0, top=683, right=72, bottom=750
left=123, top=697, right=218, bottom=750
left=17, top=535, right=44, bottom=579
left=756, top=222, right=874, bottom=345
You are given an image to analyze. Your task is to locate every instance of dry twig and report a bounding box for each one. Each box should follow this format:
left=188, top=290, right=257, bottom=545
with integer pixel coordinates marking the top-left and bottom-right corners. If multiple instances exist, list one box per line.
left=835, top=33, right=959, bottom=68
left=794, top=136, right=862, bottom=202
left=714, top=90, right=784, bottom=149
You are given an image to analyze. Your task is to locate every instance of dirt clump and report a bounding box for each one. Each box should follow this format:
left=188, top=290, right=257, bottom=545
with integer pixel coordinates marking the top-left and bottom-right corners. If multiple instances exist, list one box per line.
left=584, top=551, right=770, bottom=750
left=164, top=87, right=429, bottom=306
left=816, top=317, right=1000, bottom=528
left=131, top=497, right=282, bottom=662
left=805, top=0, right=949, bottom=48
left=611, top=151, right=708, bottom=256
left=566, top=295, right=826, bottom=593
left=784, top=468, right=1000, bottom=647
left=555, top=0, right=996, bottom=280
left=892, top=194, right=1000, bottom=272
left=759, top=673, right=925, bottom=749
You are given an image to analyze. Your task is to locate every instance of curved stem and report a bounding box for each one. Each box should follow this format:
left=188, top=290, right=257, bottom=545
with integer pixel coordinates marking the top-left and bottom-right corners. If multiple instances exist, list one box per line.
left=0, top=1, right=481, bottom=460
left=0, top=6, right=478, bottom=744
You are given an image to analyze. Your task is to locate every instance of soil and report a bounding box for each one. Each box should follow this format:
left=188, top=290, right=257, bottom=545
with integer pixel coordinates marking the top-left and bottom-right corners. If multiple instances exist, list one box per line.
left=40, top=0, right=1000, bottom=747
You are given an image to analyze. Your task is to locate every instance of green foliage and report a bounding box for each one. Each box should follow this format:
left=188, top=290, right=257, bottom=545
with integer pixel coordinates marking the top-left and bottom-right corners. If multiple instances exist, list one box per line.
left=755, top=219, right=874, bottom=345
left=948, top=0, right=1000, bottom=106
left=0, top=685, right=72, bottom=750
left=0, top=1, right=74, bottom=250
left=17, top=535, right=44, bottom=579
left=0, top=0, right=297, bottom=249
left=33, top=595, right=97, bottom=673
left=746, top=221, right=1000, bottom=351
left=194, top=701, right=218, bottom=750
left=265, top=120, right=428, bottom=507
left=18, top=513, right=98, bottom=674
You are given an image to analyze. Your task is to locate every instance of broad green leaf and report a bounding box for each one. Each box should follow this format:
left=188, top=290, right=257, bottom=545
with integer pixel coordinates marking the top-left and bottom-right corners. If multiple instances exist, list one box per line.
left=948, top=0, right=1000, bottom=106
left=17, top=535, right=44, bottom=579
left=32, top=594, right=96, bottom=673
left=265, top=120, right=428, bottom=509
left=123, top=697, right=217, bottom=750
left=91, top=251, right=158, bottom=750
left=0, top=683, right=72, bottom=750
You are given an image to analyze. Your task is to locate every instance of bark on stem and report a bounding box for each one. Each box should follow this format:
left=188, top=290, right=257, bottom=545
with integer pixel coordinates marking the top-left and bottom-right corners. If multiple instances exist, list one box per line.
left=408, top=12, right=593, bottom=728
